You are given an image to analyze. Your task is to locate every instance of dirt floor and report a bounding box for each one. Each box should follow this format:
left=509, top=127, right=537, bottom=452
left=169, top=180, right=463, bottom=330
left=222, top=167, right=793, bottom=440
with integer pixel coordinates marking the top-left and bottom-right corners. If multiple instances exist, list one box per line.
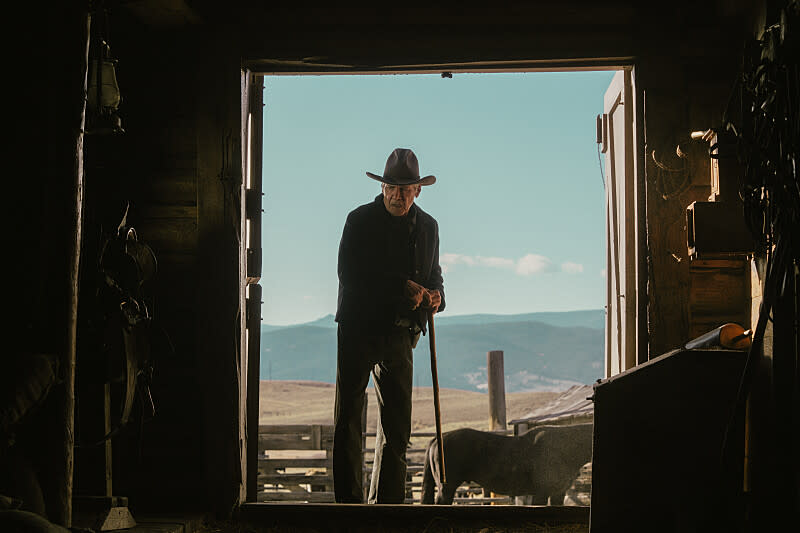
left=200, top=505, right=591, bottom=533
left=200, top=521, right=588, bottom=533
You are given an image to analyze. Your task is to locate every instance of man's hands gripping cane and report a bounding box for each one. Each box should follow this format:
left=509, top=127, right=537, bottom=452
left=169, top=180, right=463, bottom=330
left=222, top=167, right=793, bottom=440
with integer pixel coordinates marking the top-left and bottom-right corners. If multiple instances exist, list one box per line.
left=405, top=280, right=441, bottom=313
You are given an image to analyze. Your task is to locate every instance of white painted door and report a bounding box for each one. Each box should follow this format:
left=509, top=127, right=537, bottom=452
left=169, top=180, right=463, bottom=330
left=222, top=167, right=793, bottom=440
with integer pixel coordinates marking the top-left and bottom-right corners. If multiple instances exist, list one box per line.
left=602, top=70, right=637, bottom=377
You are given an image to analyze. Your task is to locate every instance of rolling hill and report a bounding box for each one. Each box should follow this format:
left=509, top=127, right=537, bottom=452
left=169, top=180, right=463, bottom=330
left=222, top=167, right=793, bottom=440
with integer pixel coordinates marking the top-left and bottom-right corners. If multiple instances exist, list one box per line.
left=260, top=310, right=604, bottom=392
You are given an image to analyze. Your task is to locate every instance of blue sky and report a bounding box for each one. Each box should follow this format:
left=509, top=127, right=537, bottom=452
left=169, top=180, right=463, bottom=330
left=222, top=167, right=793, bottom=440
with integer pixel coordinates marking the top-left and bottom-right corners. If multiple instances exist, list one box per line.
left=261, top=71, right=616, bottom=325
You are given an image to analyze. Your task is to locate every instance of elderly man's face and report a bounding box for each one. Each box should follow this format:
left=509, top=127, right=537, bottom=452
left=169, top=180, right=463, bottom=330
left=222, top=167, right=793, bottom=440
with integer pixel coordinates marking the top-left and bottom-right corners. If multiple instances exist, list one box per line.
left=382, top=183, right=421, bottom=216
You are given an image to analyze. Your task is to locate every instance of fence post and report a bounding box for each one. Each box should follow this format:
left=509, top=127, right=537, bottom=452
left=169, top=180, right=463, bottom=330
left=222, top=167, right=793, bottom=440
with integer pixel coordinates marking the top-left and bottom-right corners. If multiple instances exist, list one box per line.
left=488, top=350, right=507, bottom=431
left=488, top=350, right=508, bottom=504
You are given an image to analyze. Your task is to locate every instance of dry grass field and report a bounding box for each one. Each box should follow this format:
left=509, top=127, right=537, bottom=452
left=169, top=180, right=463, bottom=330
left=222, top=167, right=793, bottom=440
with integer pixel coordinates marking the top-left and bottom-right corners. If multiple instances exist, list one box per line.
left=259, top=380, right=561, bottom=432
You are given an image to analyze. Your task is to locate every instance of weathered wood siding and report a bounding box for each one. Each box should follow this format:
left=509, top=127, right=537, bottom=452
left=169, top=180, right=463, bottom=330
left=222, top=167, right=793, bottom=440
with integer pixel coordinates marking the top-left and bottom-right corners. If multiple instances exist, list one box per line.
left=637, top=55, right=743, bottom=358
left=73, top=23, right=246, bottom=514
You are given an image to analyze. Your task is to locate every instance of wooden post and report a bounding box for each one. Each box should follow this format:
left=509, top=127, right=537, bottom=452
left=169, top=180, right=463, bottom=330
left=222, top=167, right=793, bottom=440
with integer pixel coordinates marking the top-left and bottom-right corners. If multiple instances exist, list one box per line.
left=53, top=5, right=90, bottom=526
left=246, top=283, right=262, bottom=502
left=487, top=351, right=507, bottom=432
left=487, top=350, right=507, bottom=503
left=361, top=396, right=368, bottom=502
left=102, top=384, right=113, bottom=496
left=196, top=40, right=247, bottom=514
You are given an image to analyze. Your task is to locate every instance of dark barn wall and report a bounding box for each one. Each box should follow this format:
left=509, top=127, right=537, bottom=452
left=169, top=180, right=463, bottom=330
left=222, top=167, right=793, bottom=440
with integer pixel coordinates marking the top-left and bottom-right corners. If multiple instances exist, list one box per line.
left=80, top=23, right=206, bottom=510
left=8, top=0, right=791, bottom=527
left=71, top=15, right=246, bottom=514
left=639, top=53, right=744, bottom=357
left=3, top=3, right=92, bottom=525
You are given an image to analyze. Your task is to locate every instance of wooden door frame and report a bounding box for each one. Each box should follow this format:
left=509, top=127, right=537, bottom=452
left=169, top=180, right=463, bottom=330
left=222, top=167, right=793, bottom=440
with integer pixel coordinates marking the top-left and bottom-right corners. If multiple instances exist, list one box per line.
left=241, top=60, right=647, bottom=500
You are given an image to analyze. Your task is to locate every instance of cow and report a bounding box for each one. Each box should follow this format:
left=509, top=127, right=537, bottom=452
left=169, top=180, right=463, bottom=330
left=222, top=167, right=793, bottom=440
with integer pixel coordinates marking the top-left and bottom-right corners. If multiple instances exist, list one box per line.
left=420, top=423, right=593, bottom=505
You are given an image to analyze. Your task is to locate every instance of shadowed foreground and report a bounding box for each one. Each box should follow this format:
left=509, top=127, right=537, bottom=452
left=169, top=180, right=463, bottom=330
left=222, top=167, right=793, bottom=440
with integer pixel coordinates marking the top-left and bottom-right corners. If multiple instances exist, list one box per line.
left=232, top=503, right=589, bottom=533
left=205, top=522, right=587, bottom=533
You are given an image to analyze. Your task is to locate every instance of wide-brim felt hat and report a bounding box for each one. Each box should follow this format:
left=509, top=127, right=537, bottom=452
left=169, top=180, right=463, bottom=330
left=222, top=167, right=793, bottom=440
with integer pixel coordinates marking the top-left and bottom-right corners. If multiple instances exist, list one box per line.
left=367, top=148, right=436, bottom=186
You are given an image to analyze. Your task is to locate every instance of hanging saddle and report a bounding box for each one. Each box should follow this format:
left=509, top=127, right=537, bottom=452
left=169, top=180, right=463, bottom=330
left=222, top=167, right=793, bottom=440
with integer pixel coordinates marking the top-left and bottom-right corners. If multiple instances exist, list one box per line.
left=93, top=209, right=158, bottom=442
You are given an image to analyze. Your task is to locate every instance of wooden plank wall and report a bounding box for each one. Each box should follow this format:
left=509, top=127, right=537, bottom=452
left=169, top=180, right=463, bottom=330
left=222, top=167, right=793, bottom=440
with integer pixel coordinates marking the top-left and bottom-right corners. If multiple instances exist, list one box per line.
left=194, top=36, right=247, bottom=514
left=688, top=259, right=750, bottom=339
left=75, top=22, right=247, bottom=514
left=92, top=28, right=205, bottom=510
left=638, top=51, right=743, bottom=358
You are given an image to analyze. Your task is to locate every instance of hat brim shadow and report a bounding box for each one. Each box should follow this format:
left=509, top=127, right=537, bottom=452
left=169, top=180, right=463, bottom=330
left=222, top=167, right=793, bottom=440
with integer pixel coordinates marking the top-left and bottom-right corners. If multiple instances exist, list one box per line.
left=366, top=172, right=436, bottom=186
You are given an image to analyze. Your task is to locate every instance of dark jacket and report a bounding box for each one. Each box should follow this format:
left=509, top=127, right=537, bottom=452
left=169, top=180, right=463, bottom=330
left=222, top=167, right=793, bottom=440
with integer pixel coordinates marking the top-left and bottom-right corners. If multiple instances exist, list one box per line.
left=335, top=194, right=445, bottom=334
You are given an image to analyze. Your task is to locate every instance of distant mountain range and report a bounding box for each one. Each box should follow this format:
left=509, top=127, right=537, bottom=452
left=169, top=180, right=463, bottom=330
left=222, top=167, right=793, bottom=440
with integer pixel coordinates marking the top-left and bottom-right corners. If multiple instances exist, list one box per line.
left=260, top=309, right=605, bottom=393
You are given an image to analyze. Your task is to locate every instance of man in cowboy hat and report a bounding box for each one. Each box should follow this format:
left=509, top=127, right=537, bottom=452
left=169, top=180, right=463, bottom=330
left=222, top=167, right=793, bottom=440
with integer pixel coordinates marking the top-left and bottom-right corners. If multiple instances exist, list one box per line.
left=333, top=147, right=445, bottom=503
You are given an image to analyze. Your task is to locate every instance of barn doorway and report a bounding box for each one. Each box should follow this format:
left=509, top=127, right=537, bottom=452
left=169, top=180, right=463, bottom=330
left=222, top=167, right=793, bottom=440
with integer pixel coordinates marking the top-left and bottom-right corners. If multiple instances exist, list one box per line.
left=246, top=68, right=641, bottom=505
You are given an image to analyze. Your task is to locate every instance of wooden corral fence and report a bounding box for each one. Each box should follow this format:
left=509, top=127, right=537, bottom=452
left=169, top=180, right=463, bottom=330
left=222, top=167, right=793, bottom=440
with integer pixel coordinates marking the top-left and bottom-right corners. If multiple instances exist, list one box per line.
left=257, top=425, right=335, bottom=502
left=257, top=424, right=514, bottom=504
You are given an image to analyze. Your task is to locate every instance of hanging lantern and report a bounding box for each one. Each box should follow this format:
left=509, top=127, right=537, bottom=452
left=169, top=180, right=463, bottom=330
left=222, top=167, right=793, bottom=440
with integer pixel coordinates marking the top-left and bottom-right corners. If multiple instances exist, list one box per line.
left=88, top=42, right=120, bottom=110
left=86, top=0, right=124, bottom=136
left=87, top=40, right=123, bottom=135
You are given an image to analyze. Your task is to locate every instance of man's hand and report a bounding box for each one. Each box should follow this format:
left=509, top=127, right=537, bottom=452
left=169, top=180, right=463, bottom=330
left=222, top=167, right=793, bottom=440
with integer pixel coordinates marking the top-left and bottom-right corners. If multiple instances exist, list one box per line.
left=421, top=288, right=441, bottom=314
left=406, top=280, right=441, bottom=313
left=405, top=280, right=426, bottom=310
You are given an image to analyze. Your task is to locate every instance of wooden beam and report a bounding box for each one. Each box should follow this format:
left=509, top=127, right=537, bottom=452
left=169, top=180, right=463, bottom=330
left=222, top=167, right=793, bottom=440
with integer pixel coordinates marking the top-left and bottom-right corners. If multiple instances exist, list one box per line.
left=195, top=31, right=246, bottom=514
left=47, top=3, right=90, bottom=526
left=246, top=284, right=262, bottom=502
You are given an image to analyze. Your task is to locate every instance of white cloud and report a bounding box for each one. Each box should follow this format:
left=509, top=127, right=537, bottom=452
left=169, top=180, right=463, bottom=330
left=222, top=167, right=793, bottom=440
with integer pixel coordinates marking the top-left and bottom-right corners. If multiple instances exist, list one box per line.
left=441, top=253, right=514, bottom=273
left=515, top=254, right=554, bottom=275
left=441, top=252, right=583, bottom=276
left=463, top=370, right=486, bottom=390
left=480, top=256, right=516, bottom=269
left=440, top=253, right=474, bottom=268
left=560, top=261, right=584, bottom=274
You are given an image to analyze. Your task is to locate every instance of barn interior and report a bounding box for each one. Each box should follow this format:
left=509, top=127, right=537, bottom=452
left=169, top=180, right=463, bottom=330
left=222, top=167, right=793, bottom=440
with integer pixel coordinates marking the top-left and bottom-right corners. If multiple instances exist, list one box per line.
left=3, top=1, right=798, bottom=532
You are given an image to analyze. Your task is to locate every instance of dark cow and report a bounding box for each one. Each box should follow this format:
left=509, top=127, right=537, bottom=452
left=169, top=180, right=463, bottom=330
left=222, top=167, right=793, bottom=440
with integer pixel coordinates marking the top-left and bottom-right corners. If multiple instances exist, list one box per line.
left=421, top=423, right=593, bottom=505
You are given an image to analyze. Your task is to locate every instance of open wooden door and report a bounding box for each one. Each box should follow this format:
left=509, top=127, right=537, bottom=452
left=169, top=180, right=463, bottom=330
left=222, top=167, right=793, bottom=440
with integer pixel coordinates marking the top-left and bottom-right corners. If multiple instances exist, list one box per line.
left=243, top=72, right=265, bottom=502
left=602, top=70, right=640, bottom=377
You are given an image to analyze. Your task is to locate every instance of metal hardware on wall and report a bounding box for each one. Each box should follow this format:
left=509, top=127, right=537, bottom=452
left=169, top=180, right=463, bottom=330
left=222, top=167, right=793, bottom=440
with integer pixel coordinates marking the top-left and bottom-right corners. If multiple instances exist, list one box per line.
left=246, top=247, right=262, bottom=280
left=245, top=189, right=264, bottom=220
left=597, top=113, right=609, bottom=153
left=245, top=189, right=263, bottom=281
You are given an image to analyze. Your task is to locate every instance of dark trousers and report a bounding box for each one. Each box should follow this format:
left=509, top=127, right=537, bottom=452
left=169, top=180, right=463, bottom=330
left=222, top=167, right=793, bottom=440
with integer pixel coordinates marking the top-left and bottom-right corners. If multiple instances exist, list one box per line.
left=333, top=324, right=413, bottom=503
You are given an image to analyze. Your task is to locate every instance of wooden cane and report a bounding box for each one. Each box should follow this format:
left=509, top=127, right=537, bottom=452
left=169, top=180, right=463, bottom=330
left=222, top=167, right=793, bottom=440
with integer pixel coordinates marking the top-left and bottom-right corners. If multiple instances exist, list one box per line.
left=428, top=310, right=446, bottom=484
